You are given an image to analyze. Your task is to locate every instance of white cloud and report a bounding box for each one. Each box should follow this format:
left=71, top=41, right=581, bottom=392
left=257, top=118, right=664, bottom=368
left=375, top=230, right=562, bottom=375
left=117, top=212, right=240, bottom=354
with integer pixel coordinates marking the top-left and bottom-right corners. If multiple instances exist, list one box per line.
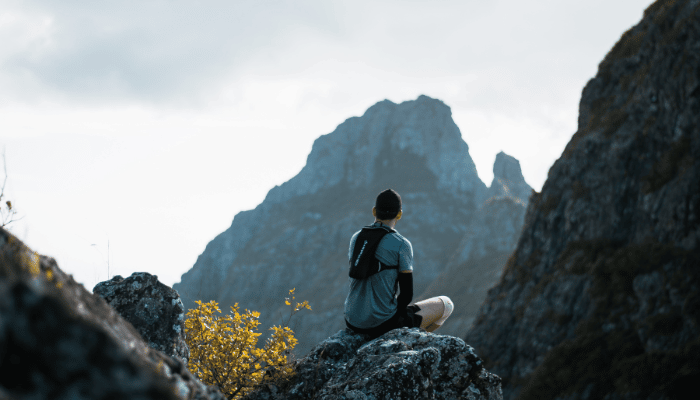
left=0, top=0, right=350, bottom=105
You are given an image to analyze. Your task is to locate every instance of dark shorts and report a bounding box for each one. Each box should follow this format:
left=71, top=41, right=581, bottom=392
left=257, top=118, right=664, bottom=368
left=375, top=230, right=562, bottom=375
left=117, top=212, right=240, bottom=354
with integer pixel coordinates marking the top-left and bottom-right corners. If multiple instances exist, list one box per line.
left=345, top=305, right=423, bottom=340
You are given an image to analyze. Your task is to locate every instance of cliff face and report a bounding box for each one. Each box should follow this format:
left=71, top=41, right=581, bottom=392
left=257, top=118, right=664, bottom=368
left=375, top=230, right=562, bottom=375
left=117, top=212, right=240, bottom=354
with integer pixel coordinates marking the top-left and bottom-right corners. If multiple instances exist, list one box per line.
left=174, top=94, right=530, bottom=356
left=464, top=1, right=700, bottom=399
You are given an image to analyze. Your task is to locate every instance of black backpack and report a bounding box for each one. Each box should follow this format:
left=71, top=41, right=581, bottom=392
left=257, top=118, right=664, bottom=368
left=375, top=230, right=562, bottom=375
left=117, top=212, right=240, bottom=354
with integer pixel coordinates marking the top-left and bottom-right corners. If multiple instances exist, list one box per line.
left=349, top=224, right=400, bottom=279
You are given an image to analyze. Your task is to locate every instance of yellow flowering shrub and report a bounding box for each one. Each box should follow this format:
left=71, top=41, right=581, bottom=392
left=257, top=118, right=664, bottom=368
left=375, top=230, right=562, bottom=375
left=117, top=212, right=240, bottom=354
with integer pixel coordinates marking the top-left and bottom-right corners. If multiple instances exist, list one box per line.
left=184, top=289, right=311, bottom=399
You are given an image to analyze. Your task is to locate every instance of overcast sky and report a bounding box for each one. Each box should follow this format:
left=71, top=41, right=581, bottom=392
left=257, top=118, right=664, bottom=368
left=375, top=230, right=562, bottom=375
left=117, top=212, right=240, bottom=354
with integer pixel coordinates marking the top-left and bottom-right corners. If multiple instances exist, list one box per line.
left=1, top=0, right=651, bottom=290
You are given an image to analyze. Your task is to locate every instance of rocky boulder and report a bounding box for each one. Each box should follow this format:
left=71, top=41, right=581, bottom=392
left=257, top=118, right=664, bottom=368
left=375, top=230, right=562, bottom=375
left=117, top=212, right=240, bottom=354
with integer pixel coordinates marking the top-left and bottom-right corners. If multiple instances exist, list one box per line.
left=0, top=227, right=225, bottom=400
left=243, top=328, right=503, bottom=400
left=94, top=273, right=190, bottom=365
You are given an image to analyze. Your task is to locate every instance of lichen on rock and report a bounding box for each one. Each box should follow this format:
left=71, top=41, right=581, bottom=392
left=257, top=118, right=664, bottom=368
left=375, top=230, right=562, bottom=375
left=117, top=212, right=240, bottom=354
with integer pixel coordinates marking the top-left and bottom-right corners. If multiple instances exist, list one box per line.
left=244, top=328, right=502, bottom=400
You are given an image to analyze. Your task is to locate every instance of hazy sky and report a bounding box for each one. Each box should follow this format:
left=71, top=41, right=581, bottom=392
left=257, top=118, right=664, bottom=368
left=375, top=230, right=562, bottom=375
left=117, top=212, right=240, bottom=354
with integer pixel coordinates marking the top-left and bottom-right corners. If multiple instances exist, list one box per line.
left=1, top=0, right=651, bottom=290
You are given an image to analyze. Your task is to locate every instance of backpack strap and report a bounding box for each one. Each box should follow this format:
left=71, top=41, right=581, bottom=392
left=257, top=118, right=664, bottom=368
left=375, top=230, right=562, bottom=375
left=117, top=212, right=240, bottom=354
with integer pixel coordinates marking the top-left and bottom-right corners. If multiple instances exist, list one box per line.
left=349, top=224, right=400, bottom=279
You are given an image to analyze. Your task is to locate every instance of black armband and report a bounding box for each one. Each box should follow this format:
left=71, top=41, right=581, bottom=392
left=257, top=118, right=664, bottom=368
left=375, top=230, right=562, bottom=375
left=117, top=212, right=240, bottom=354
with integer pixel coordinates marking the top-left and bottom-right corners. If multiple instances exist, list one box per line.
left=397, top=272, right=413, bottom=312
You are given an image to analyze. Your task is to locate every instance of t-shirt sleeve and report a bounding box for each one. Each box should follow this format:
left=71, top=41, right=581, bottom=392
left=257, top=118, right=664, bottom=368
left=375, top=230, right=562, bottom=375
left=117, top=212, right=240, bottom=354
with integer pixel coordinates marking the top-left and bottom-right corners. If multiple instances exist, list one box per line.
left=398, top=239, right=413, bottom=272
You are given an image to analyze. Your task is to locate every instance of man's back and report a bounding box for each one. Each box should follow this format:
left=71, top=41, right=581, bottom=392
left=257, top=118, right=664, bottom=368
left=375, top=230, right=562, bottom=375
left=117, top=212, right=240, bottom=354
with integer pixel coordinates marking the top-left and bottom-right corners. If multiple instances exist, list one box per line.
left=343, top=221, right=413, bottom=329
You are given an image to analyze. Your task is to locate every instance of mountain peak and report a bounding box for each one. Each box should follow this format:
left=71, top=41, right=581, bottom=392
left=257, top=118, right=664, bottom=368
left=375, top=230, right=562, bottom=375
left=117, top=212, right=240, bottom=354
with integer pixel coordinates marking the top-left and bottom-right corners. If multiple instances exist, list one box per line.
left=484, top=151, right=532, bottom=206
left=362, top=98, right=396, bottom=115
left=493, top=151, right=524, bottom=182
left=263, top=94, right=486, bottom=205
left=361, top=95, right=450, bottom=118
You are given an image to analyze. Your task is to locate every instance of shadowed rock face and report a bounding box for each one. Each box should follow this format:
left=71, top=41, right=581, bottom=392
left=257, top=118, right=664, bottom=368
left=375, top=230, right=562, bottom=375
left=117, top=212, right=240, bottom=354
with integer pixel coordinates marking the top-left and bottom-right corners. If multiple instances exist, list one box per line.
left=465, top=1, right=700, bottom=399
left=94, top=272, right=190, bottom=365
left=0, top=227, right=225, bottom=400
left=243, top=328, right=503, bottom=400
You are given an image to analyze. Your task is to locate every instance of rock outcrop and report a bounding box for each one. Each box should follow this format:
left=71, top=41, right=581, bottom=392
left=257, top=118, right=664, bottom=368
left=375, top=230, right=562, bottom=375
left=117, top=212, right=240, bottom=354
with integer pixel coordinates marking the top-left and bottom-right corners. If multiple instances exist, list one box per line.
left=0, top=227, right=225, bottom=400
left=485, top=151, right=532, bottom=206
left=174, top=94, right=531, bottom=356
left=243, top=328, right=503, bottom=400
left=465, top=1, right=700, bottom=399
left=94, top=272, right=190, bottom=365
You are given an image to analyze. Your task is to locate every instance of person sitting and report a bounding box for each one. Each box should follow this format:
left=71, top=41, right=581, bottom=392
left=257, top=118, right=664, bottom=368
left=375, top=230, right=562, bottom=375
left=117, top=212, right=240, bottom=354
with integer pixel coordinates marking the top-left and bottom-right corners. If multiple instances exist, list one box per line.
left=344, top=188, right=454, bottom=339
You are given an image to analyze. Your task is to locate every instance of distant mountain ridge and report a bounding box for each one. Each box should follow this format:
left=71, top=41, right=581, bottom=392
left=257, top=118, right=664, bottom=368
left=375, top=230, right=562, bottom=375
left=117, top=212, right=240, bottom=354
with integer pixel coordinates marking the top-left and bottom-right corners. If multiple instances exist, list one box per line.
left=174, top=94, right=530, bottom=355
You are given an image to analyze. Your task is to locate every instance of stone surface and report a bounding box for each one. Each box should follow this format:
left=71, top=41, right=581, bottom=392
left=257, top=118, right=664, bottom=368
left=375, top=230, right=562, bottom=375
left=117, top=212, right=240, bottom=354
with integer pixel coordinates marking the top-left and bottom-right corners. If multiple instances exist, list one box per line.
left=243, top=328, right=503, bottom=400
left=0, top=227, right=226, bottom=400
left=174, top=94, right=531, bottom=356
left=93, top=272, right=190, bottom=365
left=465, top=1, right=700, bottom=399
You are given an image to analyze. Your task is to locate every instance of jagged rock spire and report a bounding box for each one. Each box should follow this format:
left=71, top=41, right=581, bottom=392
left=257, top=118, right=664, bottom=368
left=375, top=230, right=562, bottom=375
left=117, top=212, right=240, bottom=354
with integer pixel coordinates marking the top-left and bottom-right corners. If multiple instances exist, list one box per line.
left=484, top=151, right=532, bottom=206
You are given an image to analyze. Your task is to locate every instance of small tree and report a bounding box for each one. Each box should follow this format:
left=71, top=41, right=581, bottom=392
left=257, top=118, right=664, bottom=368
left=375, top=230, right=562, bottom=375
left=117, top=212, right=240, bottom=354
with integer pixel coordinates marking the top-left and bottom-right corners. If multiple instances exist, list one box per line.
left=184, top=289, right=311, bottom=399
left=0, top=148, right=20, bottom=228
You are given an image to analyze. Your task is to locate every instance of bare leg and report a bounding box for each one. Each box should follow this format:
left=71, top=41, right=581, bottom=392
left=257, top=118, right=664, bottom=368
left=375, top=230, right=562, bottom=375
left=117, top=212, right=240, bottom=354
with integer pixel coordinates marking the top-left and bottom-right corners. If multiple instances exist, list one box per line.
left=415, top=298, right=443, bottom=330
left=414, top=296, right=453, bottom=331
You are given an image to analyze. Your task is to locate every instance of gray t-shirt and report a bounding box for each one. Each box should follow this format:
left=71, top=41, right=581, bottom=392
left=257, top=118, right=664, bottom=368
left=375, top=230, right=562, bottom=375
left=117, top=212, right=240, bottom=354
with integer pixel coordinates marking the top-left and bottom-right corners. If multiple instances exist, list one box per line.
left=343, top=221, right=413, bottom=329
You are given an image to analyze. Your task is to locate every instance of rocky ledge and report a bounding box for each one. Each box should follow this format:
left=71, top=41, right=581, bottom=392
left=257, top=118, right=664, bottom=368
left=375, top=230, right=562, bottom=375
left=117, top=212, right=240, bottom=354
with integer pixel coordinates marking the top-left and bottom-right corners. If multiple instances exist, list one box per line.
left=244, top=328, right=502, bottom=400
